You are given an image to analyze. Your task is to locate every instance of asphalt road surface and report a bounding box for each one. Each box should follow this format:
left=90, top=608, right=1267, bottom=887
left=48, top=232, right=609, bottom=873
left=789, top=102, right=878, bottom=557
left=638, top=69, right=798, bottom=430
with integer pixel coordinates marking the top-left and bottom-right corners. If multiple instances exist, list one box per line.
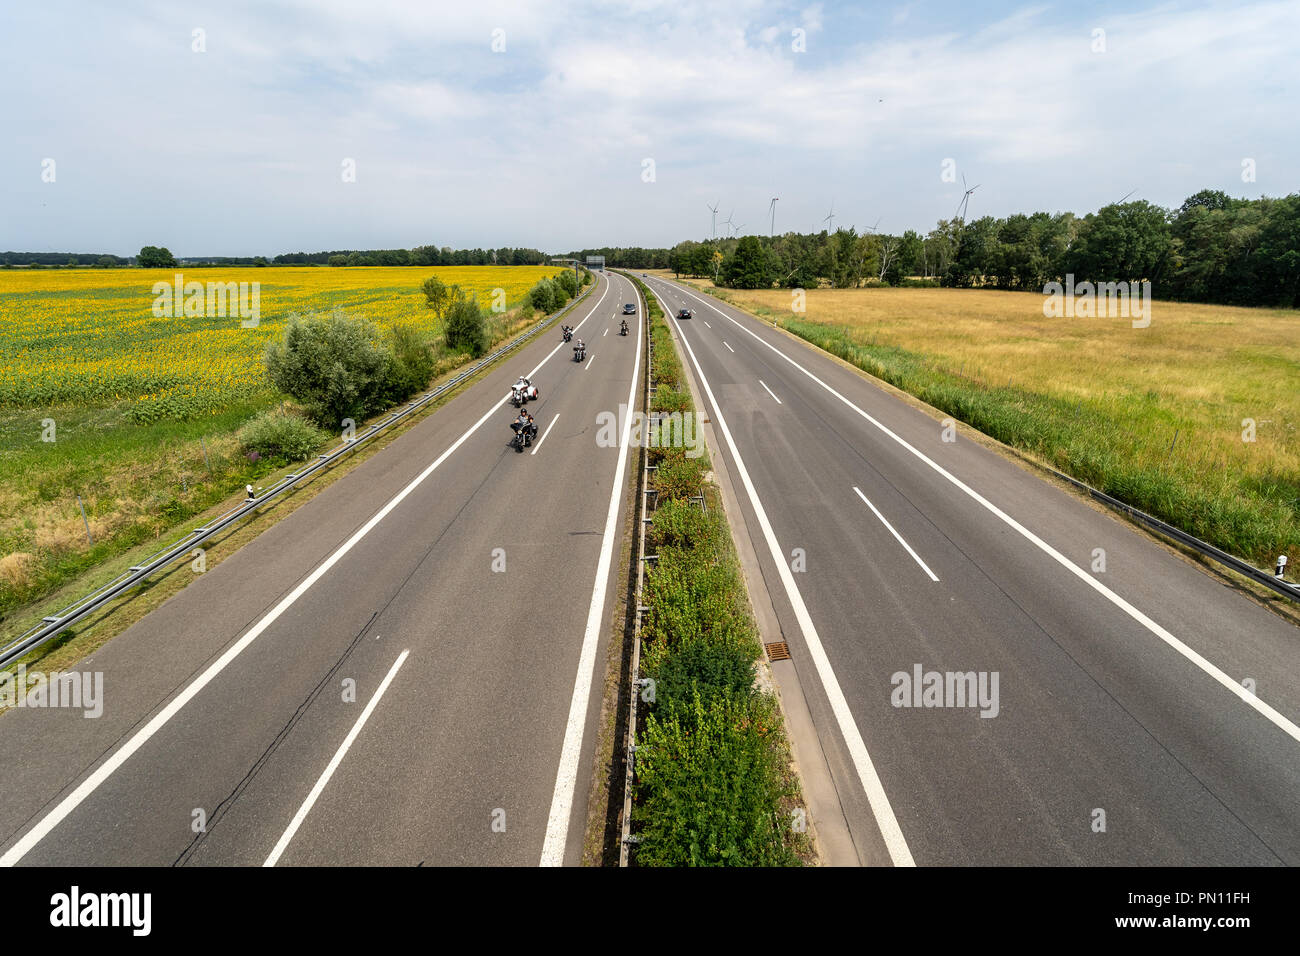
left=5, top=265, right=1296, bottom=868
left=0, top=269, right=643, bottom=867
left=642, top=273, right=1300, bottom=866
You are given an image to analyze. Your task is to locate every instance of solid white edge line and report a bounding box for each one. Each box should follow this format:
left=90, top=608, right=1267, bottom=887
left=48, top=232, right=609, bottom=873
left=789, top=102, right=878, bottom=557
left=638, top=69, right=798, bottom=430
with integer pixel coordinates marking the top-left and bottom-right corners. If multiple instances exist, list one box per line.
left=854, top=486, right=940, bottom=582
left=664, top=279, right=1300, bottom=746
left=539, top=272, right=643, bottom=865
left=264, top=649, right=410, bottom=866
left=759, top=379, right=783, bottom=405
left=646, top=282, right=916, bottom=867
left=531, top=413, right=560, bottom=456
left=0, top=275, right=615, bottom=867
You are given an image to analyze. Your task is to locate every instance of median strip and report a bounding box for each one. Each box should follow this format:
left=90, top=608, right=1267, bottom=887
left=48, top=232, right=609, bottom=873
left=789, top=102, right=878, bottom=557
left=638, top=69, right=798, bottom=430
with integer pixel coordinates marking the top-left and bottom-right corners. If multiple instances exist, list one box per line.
left=619, top=272, right=812, bottom=867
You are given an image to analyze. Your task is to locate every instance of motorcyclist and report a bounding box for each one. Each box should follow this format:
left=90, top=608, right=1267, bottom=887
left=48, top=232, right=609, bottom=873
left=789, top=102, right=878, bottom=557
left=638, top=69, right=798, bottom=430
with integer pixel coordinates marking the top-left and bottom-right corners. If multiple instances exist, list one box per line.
left=561, top=325, right=573, bottom=342
left=513, top=407, right=537, bottom=443
left=619, top=319, right=629, bottom=335
left=514, top=375, right=532, bottom=396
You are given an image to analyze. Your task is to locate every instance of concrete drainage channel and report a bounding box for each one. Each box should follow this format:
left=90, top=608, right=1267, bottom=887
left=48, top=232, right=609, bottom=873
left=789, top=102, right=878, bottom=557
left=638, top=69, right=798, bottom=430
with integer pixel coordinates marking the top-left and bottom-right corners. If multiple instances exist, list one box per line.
left=0, top=277, right=597, bottom=671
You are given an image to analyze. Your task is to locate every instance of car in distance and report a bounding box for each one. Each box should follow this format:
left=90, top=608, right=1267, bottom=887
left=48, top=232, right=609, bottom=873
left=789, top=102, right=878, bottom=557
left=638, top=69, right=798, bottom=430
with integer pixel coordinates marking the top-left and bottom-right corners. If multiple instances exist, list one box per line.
left=677, top=307, right=693, bottom=319
left=622, top=303, right=637, bottom=314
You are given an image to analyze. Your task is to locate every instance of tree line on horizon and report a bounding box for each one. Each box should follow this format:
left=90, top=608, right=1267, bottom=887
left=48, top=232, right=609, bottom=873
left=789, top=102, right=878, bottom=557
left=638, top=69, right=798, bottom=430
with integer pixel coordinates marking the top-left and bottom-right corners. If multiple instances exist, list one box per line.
left=3, top=245, right=553, bottom=269
left=570, top=189, right=1300, bottom=309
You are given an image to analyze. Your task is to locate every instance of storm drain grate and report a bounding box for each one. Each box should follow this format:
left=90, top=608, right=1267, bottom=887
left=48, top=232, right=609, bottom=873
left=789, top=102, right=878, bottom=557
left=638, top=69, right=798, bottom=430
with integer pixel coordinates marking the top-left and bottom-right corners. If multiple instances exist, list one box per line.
left=765, top=642, right=791, bottom=661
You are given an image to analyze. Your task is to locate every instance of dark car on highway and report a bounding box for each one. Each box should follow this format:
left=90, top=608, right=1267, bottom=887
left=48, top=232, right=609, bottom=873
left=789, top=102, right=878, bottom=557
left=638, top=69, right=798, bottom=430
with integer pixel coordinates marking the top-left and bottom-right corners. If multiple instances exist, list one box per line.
left=677, top=308, right=692, bottom=319
left=622, top=303, right=636, bottom=314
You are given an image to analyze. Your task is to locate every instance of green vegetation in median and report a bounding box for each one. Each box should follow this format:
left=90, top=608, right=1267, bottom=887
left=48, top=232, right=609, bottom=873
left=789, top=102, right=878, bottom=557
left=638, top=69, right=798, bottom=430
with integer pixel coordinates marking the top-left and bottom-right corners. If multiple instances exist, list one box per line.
left=624, top=272, right=808, bottom=867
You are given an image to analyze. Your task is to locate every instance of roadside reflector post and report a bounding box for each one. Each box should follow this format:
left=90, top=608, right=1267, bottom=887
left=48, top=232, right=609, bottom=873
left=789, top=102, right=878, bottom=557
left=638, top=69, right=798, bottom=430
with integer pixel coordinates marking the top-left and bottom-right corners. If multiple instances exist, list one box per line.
left=1278, top=555, right=1289, bottom=579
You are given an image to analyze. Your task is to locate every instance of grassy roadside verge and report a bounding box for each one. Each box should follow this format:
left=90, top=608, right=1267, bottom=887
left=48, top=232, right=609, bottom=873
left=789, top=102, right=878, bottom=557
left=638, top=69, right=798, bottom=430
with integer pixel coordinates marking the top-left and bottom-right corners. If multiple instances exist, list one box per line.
left=677, top=280, right=1298, bottom=576
left=0, top=276, right=595, bottom=676
left=622, top=272, right=809, bottom=866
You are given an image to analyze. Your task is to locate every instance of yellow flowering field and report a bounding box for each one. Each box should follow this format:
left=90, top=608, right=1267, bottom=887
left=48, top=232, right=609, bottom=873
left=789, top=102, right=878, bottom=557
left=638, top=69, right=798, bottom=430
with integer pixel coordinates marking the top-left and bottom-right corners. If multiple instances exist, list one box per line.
left=0, top=266, right=563, bottom=420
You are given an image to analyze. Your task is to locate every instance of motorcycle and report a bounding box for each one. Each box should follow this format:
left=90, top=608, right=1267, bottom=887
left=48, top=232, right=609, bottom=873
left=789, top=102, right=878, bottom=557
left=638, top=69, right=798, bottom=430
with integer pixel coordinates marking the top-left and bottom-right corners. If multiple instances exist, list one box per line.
left=562, top=327, right=573, bottom=343
left=619, top=321, right=629, bottom=336
left=573, top=343, right=586, bottom=362
left=510, top=379, right=539, bottom=407
left=510, top=418, right=536, bottom=452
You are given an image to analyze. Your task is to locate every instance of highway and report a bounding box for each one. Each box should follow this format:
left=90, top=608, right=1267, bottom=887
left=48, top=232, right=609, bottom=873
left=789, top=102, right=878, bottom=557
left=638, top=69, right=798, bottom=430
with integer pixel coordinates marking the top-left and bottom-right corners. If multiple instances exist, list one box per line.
left=641, top=273, right=1300, bottom=866
left=0, top=269, right=643, bottom=867
left=4, top=263, right=1297, bottom=868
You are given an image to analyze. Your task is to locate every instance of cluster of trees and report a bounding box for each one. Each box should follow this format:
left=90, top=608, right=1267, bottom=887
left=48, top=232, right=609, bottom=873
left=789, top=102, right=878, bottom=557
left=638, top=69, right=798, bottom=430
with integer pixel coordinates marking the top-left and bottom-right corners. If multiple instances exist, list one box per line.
left=659, top=190, right=1300, bottom=307
left=417, top=268, right=582, bottom=359
left=12, top=246, right=555, bottom=268
left=526, top=269, right=580, bottom=314
left=285, top=246, right=550, bottom=267
left=3, top=252, right=128, bottom=267
left=565, top=247, right=674, bottom=270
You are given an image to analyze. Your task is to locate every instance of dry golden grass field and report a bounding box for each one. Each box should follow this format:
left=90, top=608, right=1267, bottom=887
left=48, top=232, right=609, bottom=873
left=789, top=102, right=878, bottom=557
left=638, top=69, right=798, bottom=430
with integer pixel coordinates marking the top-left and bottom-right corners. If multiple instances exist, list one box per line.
left=671, top=275, right=1299, bottom=571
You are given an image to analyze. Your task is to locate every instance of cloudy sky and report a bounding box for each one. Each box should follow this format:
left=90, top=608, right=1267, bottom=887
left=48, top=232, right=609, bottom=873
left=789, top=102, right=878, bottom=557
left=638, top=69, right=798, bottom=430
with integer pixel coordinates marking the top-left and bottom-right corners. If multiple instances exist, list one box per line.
left=3, top=0, right=1295, bottom=256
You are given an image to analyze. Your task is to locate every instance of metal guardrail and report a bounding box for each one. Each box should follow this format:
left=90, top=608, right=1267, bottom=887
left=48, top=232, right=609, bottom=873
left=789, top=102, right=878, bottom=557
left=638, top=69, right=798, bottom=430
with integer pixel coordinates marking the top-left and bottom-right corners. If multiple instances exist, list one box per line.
left=0, top=277, right=597, bottom=671
left=618, top=273, right=650, bottom=866
left=1043, top=467, right=1300, bottom=603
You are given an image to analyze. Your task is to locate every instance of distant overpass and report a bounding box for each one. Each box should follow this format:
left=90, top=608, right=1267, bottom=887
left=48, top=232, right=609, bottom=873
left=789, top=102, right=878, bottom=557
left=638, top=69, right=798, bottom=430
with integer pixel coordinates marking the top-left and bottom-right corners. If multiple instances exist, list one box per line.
left=550, top=257, right=601, bottom=271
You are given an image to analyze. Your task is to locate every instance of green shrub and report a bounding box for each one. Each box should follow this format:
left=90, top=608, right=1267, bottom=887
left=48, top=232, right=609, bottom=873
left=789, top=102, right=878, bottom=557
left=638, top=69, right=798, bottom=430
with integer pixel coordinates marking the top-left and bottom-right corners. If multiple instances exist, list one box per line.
left=548, top=279, right=568, bottom=312
left=646, top=497, right=717, bottom=551
left=264, top=310, right=392, bottom=427
left=556, top=269, right=578, bottom=297
left=237, top=409, right=327, bottom=464
left=653, top=449, right=705, bottom=500
left=644, top=629, right=758, bottom=711
left=642, top=552, right=754, bottom=652
left=444, top=294, right=487, bottom=357
left=529, top=278, right=556, bottom=311
left=651, top=385, right=692, bottom=416
left=382, top=324, right=436, bottom=404
left=633, top=691, right=801, bottom=867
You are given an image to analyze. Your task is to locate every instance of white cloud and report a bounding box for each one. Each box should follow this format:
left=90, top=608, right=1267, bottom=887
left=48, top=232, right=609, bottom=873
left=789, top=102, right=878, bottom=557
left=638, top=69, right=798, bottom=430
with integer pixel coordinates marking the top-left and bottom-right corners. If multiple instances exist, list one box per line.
left=0, top=0, right=1296, bottom=253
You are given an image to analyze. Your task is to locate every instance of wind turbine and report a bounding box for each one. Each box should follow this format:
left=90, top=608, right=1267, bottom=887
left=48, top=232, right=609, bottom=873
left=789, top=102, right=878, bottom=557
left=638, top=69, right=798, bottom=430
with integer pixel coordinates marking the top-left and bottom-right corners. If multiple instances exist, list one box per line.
left=724, top=210, right=737, bottom=237
left=707, top=201, right=720, bottom=238
left=823, top=201, right=835, bottom=232
left=733, top=221, right=746, bottom=236
left=768, top=197, right=779, bottom=237
left=955, top=174, right=981, bottom=223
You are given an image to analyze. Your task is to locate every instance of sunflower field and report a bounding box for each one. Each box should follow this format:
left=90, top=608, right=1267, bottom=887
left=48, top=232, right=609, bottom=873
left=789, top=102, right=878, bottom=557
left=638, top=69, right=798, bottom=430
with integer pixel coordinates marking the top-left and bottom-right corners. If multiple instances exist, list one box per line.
left=0, top=266, right=563, bottom=421
left=0, top=265, right=566, bottom=619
